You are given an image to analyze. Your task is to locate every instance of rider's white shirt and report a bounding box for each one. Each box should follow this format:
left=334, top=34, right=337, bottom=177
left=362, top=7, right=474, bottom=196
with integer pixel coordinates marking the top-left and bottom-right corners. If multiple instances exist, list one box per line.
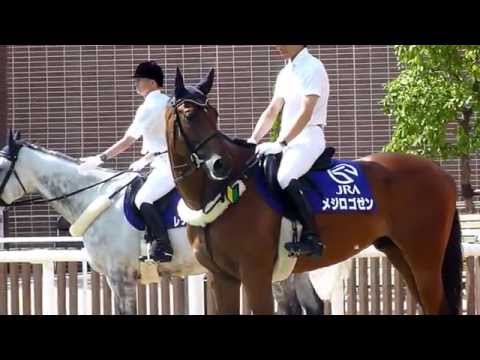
left=274, top=48, right=329, bottom=140
left=126, top=90, right=170, bottom=167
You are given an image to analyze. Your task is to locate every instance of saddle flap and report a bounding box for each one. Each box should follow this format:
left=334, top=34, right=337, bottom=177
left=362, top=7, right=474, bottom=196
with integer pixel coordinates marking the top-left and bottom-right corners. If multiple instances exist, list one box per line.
left=261, top=154, right=283, bottom=195
left=123, top=175, right=146, bottom=231
left=310, top=147, right=335, bottom=171
left=123, top=175, right=185, bottom=231
left=125, top=175, right=146, bottom=214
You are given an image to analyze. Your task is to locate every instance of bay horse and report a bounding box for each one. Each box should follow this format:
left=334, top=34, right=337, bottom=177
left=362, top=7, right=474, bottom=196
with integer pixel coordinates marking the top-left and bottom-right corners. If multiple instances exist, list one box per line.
left=0, top=130, right=322, bottom=314
left=166, top=67, right=463, bottom=315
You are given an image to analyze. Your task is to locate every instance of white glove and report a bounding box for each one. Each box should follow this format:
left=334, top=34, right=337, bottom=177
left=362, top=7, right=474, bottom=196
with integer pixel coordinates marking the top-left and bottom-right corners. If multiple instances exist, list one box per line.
left=129, top=157, right=150, bottom=171
left=255, top=141, right=284, bottom=156
left=246, top=137, right=257, bottom=145
left=78, top=155, right=104, bottom=172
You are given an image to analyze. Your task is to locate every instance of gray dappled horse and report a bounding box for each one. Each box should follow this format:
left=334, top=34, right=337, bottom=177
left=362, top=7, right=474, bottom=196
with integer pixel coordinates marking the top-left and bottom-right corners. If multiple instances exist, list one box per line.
left=273, top=273, right=324, bottom=315
left=0, top=131, right=326, bottom=315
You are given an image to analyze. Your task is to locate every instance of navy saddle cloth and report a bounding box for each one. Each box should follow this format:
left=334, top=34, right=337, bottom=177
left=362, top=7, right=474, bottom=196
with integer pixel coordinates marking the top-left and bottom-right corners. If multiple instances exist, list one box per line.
left=123, top=176, right=186, bottom=231
left=254, top=147, right=376, bottom=221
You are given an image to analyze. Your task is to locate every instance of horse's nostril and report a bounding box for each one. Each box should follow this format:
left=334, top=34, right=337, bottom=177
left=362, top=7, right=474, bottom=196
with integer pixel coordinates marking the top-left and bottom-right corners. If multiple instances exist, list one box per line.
left=213, top=159, right=224, bottom=172
left=206, top=155, right=231, bottom=181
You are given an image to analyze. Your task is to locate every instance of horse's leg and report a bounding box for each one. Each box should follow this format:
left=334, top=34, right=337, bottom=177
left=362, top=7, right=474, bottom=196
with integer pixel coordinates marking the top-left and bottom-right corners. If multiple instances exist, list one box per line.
left=105, top=267, right=138, bottom=315
left=374, top=238, right=422, bottom=310
left=241, top=266, right=275, bottom=315
left=208, top=270, right=241, bottom=314
left=272, top=276, right=303, bottom=315
left=389, top=226, right=454, bottom=315
left=405, top=260, right=450, bottom=315
left=293, top=273, right=325, bottom=315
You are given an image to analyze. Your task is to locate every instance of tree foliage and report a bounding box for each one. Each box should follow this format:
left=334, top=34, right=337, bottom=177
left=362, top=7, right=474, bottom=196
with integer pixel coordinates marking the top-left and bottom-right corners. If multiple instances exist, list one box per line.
left=383, top=45, right=480, bottom=159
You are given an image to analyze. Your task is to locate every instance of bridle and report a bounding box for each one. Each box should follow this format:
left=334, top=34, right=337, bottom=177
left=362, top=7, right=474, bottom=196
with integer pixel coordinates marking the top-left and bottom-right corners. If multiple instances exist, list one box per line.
left=0, top=142, right=135, bottom=208
left=170, top=99, right=259, bottom=213
left=171, top=100, right=227, bottom=184
left=0, top=146, right=28, bottom=206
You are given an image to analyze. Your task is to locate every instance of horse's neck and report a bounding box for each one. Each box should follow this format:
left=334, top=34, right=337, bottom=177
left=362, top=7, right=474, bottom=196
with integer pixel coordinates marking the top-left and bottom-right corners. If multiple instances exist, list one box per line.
left=229, top=142, right=255, bottom=175
left=16, top=147, right=114, bottom=223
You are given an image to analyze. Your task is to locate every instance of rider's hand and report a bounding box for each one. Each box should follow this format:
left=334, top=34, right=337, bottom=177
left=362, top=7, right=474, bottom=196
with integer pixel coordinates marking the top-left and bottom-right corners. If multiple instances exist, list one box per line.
left=255, top=141, right=285, bottom=156
left=78, top=155, right=104, bottom=172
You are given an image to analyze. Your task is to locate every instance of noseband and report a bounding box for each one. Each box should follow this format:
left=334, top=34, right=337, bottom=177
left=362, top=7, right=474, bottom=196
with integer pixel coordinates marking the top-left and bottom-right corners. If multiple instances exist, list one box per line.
left=0, top=146, right=28, bottom=206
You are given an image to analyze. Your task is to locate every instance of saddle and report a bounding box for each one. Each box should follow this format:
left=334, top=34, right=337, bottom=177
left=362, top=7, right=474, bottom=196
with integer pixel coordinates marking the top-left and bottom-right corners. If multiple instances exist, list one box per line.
left=259, top=147, right=336, bottom=221
left=123, top=175, right=182, bottom=231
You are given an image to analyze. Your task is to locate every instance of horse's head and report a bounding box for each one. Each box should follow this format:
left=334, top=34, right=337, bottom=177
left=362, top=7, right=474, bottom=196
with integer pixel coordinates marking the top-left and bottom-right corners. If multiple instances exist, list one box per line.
left=0, top=130, right=28, bottom=205
left=167, top=67, right=235, bottom=210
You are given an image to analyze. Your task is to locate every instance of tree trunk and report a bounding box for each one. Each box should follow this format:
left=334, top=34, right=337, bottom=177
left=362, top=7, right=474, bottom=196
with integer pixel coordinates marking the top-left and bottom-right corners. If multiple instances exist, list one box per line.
left=459, top=109, right=476, bottom=213
left=460, top=154, right=475, bottom=213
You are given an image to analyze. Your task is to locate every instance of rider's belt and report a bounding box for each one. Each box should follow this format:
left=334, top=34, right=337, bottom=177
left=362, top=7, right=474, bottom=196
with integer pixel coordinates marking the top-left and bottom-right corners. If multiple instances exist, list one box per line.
left=152, top=151, right=167, bottom=156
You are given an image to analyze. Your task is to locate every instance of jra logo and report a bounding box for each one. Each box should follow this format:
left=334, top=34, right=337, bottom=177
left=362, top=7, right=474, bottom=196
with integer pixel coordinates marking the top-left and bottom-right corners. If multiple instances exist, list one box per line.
left=327, top=163, right=358, bottom=185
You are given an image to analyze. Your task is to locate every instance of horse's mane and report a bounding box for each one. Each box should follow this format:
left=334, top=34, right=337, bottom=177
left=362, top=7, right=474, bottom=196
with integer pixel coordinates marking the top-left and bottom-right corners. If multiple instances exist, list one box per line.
left=20, top=141, right=120, bottom=174
left=20, top=141, right=80, bottom=164
left=202, top=103, right=255, bottom=150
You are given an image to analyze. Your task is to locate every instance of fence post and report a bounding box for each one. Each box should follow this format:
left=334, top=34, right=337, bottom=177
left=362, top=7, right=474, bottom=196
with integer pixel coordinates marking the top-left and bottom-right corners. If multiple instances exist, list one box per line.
left=42, top=261, right=55, bottom=315
left=187, top=274, right=205, bottom=315
left=330, top=280, right=345, bottom=315
left=82, top=260, right=88, bottom=315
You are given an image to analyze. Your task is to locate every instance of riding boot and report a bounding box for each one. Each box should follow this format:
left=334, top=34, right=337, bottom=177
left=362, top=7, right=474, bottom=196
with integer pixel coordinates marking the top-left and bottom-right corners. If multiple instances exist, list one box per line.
left=283, top=179, right=324, bottom=257
left=138, top=203, right=173, bottom=263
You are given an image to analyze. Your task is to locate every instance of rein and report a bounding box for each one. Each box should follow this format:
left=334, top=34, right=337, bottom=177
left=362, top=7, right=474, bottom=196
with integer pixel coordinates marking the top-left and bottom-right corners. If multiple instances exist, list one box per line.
left=0, top=146, right=139, bottom=207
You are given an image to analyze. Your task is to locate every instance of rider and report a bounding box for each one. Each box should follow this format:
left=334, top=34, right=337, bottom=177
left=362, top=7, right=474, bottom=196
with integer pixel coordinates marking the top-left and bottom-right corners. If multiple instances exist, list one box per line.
left=247, top=45, right=330, bottom=257
left=79, top=60, right=175, bottom=263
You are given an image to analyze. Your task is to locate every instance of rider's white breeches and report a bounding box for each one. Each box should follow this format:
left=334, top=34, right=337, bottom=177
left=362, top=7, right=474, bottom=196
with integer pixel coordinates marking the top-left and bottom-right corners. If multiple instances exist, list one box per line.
left=277, top=125, right=326, bottom=190
left=134, top=161, right=175, bottom=208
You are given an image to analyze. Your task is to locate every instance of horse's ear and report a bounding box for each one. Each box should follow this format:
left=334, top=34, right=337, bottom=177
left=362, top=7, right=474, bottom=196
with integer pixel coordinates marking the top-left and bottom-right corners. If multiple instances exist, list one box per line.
left=197, top=68, right=215, bottom=96
left=7, top=129, right=18, bottom=158
left=14, top=131, right=21, bottom=141
left=8, top=129, right=15, bottom=148
left=175, top=67, right=185, bottom=100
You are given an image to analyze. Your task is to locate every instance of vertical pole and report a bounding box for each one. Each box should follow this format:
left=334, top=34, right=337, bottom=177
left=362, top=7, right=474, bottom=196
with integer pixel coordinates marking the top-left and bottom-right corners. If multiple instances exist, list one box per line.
left=42, top=262, right=56, bottom=315
left=188, top=274, right=205, bottom=315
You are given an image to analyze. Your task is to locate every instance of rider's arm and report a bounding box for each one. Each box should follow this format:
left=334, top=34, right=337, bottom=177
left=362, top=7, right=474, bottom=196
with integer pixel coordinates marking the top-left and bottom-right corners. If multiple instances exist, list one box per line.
left=277, top=66, right=326, bottom=145
left=277, top=94, right=319, bottom=145
left=100, top=135, right=137, bottom=160
left=250, top=97, right=284, bottom=143
left=101, top=105, right=154, bottom=160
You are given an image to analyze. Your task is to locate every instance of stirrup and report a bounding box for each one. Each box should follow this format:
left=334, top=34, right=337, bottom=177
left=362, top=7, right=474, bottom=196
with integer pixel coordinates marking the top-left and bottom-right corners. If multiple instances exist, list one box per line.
left=150, top=251, right=173, bottom=263
left=139, top=250, right=173, bottom=263
left=150, top=240, right=173, bottom=263
left=285, top=237, right=324, bottom=258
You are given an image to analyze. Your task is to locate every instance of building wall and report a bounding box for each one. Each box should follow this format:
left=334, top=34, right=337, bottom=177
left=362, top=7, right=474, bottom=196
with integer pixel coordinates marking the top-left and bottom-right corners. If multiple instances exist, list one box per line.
left=4, top=45, right=478, bottom=236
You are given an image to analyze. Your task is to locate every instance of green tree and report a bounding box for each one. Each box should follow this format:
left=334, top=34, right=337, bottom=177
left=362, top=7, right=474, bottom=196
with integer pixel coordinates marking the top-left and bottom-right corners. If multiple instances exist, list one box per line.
left=270, top=107, right=282, bottom=141
left=383, top=45, right=480, bottom=213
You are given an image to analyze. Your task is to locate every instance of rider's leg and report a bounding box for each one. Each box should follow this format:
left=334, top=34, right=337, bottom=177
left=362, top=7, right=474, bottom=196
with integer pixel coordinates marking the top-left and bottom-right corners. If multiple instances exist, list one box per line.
left=135, top=165, right=175, bottom=262
left=277, top=126, right=326, bottom=257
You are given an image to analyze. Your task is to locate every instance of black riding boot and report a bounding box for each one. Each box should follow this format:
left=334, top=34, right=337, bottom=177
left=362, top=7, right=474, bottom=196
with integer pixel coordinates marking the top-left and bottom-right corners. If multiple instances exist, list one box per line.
left=138, top=203, right=173, bottom=263
left=283, top=179, right=324, bottom=257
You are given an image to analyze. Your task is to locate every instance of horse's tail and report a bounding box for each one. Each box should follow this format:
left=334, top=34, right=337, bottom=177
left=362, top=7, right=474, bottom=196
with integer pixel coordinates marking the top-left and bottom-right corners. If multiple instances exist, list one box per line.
left=442, top=209, right=463, bottom=314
